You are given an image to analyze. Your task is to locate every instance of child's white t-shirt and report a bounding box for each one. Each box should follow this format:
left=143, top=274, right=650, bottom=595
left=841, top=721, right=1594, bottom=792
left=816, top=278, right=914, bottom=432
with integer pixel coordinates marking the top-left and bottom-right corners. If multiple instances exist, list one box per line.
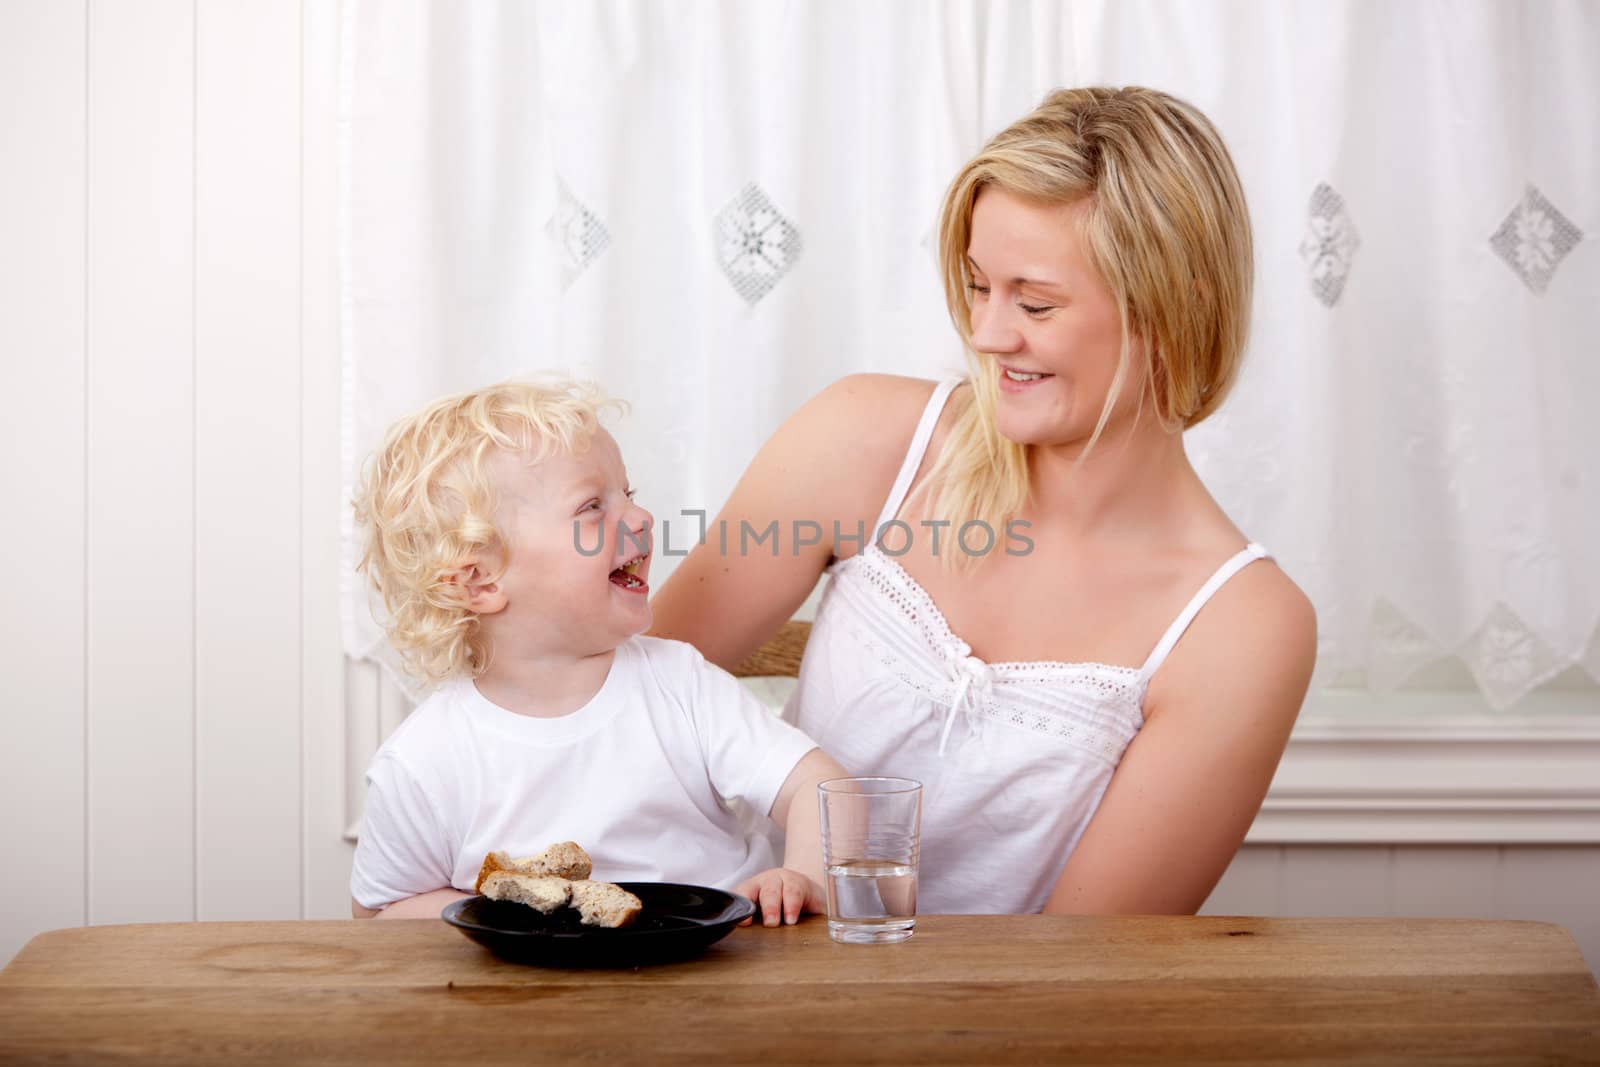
left=350, top=636, right=819, bottom=910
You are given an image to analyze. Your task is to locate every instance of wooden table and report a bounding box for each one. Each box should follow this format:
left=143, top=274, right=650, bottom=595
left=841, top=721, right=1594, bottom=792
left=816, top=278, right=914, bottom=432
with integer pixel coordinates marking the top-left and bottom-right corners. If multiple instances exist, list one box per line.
left=2, top=915, right=1597, bottom=1064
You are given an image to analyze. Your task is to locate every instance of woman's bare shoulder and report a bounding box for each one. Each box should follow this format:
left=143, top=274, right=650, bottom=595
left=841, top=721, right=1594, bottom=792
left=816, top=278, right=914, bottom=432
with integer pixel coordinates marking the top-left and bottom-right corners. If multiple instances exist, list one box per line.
left=1144, top=555, right=1318, bottom=726
left=801, top=373, right=941, bottom=444
left=1224, top=559, right=1317, bottom=644
left=774, top=373, right=945, bottom=498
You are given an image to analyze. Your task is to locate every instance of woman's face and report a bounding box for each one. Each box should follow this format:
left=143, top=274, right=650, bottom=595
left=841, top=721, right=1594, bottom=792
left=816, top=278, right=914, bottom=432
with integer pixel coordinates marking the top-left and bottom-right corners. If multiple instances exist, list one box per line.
left=965, top=185, right=1145, bottom=449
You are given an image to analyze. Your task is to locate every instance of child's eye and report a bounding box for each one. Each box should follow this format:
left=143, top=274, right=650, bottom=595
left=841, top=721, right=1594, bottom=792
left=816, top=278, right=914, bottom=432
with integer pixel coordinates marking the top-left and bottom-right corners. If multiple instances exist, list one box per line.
left=578, top=499, right=602, bottom=513
left=624, top=488, right=637, bottom=501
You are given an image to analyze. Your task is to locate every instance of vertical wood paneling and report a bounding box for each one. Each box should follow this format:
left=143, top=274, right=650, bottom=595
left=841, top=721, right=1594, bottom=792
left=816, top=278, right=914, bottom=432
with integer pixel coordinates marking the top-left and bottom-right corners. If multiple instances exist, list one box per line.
left=193, top=0, right=303, bottom=920
left=0, top=0, right=88, bottom=965
left=343, top=660, right=380, bottom=841
left=300, top=0, right=355, bottom=919
left=1391, top=846, right=1500, bottom=918
left=1498, top=847, right=1600, bottom=977
left=342, top=666, right=414, bottom=841
left=84, top=0, right=197, bottom=927
left=1279, top=846, right=1393, bottom=917
left=1200, top=845, right=1282, bottom=917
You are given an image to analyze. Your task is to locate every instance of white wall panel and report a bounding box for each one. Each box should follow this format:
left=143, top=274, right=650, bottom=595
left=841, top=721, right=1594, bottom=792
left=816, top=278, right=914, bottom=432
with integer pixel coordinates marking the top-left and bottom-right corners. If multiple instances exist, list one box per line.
left=343, top=659, right=381, bottom=844
left=1279, top=846, right=1392, bottom=917
left=1390, top=846, right=1500, bottom=919
left=299, top=0, right=356, bottom=919
left=193, top=0, right=303, bottom=920
left=84, top=0, right=196, bottom=927
left=1200, top=845, right=1281, bottom=917
left=0, top=0, right=88, bottom=966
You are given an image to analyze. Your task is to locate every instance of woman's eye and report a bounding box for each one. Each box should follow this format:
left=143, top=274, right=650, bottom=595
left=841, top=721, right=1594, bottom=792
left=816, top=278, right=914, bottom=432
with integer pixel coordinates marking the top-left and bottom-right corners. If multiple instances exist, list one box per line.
left=966, top=282, right=990, bottom=296
left=1020, top=303, right=1053, bottom=316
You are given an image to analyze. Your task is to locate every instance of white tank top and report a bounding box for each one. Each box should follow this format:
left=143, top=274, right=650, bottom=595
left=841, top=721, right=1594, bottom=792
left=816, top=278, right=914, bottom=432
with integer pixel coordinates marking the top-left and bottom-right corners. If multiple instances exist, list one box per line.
left=785, top=379, right=1269, bottom=913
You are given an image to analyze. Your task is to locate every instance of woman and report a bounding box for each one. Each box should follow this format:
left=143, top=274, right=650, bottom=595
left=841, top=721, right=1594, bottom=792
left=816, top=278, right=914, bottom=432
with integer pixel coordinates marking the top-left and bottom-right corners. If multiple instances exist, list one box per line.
left=651, top=87, right=1316, bottom=915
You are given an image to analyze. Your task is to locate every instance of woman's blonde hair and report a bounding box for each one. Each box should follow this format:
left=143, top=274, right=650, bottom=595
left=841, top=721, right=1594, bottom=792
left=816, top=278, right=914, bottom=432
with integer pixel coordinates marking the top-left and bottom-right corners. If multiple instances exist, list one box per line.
left=352, top=378, right=624, bottom=685
left=926, top=86, right=1253, bottom=561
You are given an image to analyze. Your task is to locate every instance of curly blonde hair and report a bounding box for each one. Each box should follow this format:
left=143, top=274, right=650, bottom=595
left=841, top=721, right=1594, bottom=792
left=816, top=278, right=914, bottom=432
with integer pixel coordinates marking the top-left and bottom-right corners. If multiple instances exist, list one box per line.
left=353, top=378, right=625, bottom=685
left=928, top=86, right=1254, bottom=565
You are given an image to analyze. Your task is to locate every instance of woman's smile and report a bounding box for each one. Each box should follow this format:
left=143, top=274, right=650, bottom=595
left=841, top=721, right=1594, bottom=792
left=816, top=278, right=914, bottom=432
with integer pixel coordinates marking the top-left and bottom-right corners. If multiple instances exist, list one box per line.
left=998, top=363, right=1055, bottom=393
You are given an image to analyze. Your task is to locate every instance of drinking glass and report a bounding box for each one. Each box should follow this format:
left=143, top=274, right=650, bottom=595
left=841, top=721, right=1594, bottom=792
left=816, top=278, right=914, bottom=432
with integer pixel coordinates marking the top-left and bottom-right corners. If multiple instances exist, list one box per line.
left=817, top=777, right=922, bottom=944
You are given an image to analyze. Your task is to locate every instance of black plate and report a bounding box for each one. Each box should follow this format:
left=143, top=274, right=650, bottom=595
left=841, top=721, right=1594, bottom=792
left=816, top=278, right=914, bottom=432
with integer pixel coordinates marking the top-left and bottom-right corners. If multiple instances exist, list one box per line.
left=441, top=882, right=755, bottom=967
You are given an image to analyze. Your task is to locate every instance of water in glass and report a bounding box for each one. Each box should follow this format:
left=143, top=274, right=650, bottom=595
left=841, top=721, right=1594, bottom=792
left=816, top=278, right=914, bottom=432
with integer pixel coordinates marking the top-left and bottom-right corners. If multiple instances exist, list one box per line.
left=825, top=858, right=918, bottom=943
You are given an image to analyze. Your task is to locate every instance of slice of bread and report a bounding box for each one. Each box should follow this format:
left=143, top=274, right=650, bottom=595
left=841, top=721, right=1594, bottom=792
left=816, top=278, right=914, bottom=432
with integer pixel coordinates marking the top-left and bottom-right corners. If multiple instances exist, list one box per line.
left=474, top=850, right=517, bottom=894
left=479, top=871, right=572, bottom=914
left=511, top=841, right=593, bottom=881
left=568, top=880, right=643, bottom=929
left=473, top=841, right=594, bottom=893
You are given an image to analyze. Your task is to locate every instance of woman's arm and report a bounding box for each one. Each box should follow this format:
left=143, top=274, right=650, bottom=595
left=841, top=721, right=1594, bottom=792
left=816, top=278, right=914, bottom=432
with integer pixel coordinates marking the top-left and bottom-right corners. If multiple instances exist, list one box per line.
left=1042, top=562, right=1316, bottom=915
left=650, top=374, right=937, bottom=670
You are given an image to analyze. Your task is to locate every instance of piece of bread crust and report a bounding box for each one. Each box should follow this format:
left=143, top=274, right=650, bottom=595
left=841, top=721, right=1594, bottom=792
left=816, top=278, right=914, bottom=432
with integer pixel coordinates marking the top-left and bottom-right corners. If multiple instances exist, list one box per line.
left=511, top=841, right=593, bottom=881
left=473, top=842, right=593, bottom=893
left=474, top=850, right=517, bottom=894
left=568, top=880, right=643, bottom=929
left=480, top=871, right=572, bottom=914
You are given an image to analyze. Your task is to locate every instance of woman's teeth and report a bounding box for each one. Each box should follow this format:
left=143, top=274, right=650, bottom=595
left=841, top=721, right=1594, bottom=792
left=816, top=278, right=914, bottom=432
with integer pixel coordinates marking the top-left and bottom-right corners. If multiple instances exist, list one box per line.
left=1005, top=369, right=1046, bottom=382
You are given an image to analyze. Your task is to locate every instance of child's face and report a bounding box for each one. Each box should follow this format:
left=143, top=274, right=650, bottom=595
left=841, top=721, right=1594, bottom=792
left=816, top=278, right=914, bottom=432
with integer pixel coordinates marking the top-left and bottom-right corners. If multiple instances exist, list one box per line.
left=482, top=429, right=654, bottom=656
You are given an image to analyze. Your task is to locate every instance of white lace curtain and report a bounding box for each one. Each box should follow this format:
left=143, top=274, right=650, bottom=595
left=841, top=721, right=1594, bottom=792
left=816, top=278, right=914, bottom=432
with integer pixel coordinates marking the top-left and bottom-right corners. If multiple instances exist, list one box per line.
left=342, top=0, right=1600, bottom=710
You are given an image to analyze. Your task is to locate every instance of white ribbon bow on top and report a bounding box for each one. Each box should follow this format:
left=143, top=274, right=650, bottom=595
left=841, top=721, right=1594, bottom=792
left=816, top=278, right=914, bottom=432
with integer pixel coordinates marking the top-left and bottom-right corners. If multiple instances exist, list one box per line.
left=937, top=637, right=995, bottom=757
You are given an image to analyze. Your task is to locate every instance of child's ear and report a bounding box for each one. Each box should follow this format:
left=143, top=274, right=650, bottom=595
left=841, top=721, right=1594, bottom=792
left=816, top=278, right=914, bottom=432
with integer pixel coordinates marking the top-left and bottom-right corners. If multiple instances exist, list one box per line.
left=445, top=560, right=508, bottom=615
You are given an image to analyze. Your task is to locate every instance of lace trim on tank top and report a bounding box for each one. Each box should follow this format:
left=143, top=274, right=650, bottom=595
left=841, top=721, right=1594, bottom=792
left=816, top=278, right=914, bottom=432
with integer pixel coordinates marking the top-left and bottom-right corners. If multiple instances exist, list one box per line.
left=829, top=546, right=1146, bottom=762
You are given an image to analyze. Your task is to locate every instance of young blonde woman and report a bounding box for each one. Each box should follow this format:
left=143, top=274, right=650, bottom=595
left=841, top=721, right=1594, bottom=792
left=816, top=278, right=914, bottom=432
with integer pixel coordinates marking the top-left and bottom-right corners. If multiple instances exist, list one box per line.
left=650, top=87, right=1317, bottom=915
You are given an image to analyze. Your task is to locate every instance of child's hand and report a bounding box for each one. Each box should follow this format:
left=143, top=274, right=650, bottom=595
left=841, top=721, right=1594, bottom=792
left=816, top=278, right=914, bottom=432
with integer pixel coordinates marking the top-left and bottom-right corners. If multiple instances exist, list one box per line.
left=733, top=867, right=825, bottom=927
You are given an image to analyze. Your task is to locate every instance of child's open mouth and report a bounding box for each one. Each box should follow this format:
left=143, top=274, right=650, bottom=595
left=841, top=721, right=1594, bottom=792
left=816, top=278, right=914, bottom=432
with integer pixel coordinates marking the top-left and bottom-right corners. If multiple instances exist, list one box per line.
left=609, top=556, right=648, bottom=593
